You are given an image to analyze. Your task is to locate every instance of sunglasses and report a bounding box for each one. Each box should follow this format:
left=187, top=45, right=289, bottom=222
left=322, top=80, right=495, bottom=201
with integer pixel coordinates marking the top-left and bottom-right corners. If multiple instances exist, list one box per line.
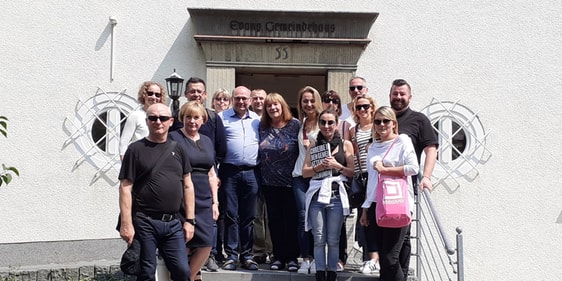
left=147, top=115, right=171, bottom=122
left=234, top=96, right=249, bottom=101
left=322, top=97, right=340, bottom=104
left=355, top=104, right=371, bottom=111
left=349, top=85, right=364, bottom=91
left=215, top=97, right=229, bottom=102
left=146, top=91, right=162, bottom=98
left=374, top=119, right=392, bottom=125
left=319, top=119, right=336, bottom=126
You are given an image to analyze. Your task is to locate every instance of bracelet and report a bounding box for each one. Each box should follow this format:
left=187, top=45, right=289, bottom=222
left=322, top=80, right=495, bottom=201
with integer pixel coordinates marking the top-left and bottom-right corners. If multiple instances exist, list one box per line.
left=422, top=176, right=431, bottom=180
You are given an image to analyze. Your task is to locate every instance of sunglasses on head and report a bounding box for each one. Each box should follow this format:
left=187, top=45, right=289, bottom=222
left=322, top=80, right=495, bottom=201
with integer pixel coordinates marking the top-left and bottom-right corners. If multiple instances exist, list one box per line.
left=146, top=91, right=162, bottom=98
left=355, top=104, right=371, bottom=111
left=349, top=85, right=364, bottom=91
left=147, top=115, right=171, bottom=122
left=319, top=119, right=336, bottom=126
left=374, top=119, right=392, bottom=125
left=322, top=97, right=340, bottom=104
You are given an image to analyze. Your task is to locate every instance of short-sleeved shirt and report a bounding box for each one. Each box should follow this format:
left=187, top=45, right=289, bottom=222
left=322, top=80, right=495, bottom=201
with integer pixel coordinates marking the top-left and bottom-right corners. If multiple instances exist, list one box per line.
left=171, top=108, right=226, bottom=164
left=259, top=118, right=300, bottom=187
left=396, top=107, right=439, bottom=163
left=218, top=108, right=260, bottom=166
left=119, top=138, right=192, bottom=214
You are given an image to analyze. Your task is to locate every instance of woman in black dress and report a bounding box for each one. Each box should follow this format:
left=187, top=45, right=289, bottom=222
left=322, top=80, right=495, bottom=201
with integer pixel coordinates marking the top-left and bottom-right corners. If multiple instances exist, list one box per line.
left=169, top=101, right=219, bottom=281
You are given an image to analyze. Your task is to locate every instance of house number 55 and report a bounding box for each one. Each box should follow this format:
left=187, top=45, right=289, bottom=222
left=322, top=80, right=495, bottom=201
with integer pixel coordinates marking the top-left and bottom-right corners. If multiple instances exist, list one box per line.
left=275, top=47, right=289, bottom=60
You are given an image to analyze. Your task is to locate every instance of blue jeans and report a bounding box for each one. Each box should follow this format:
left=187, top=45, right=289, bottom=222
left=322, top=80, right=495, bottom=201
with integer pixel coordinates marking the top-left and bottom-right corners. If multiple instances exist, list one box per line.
left=308, top=193, right=344, bottom=272
left=293, top=176, right=313, bottom=258
left=134, top=213, right=190, bottom=281
left=218, top=165, right=259, bottom=261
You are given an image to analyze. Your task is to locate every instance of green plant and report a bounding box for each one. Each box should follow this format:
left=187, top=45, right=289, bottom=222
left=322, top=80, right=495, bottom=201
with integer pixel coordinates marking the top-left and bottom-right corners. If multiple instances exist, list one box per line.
left=1, top=116, right=19, bottom=186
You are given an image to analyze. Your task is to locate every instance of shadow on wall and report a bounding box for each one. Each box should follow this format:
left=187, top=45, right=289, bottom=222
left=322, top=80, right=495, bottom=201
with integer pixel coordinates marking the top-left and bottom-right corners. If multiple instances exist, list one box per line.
left=152, top=19, right=205, bottom=94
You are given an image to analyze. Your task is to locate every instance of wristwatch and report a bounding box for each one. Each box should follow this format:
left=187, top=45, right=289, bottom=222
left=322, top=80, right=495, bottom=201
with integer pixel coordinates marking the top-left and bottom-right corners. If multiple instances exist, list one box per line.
left=185, top=218, right=197, bottom=226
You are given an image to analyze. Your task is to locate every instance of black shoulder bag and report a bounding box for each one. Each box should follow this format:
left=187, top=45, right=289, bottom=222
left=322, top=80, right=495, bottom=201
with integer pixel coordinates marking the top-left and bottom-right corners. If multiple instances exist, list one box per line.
left=348, top=126, right=368, bottom=209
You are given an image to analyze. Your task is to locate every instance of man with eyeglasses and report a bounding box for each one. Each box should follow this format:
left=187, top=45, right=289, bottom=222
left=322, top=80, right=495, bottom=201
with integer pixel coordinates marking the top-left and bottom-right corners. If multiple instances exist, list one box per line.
left=341, top=76, right=369, bottom=123
left=119, top=103, right=195, bottom=280
left=388, top=78, right=438, bottom=279
left=217, top=86, right=261, bottom=271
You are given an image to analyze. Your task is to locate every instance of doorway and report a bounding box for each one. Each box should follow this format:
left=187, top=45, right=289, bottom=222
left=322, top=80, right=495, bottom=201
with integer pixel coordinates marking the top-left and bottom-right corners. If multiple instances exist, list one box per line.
left=236, top=71, right=326, bottom=116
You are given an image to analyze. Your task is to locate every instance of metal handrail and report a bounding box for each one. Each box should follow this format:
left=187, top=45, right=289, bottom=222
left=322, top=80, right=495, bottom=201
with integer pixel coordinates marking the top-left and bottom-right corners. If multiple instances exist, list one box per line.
left=413, top=186, right=464, bottom=281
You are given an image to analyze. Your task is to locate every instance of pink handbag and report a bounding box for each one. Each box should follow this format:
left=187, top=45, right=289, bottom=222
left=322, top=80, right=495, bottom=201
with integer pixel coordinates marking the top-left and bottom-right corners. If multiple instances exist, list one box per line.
left=376, top=174, right=411, bottom=228
left=375, top=138, right=412, bottom=228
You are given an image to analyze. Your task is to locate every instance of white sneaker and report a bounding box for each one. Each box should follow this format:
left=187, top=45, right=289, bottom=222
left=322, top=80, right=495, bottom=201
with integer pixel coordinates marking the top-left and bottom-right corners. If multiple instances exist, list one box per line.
left=360, top=259, right=379, bottom=274
left=297, top=260, right=310, bottom=274
left=309, top=260, right=316, bottom=274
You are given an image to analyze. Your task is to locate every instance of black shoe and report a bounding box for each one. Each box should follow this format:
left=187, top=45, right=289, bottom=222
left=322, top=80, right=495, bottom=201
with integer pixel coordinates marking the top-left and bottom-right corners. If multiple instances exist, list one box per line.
left=270, top=260, right=285, bottom=270
left=242, top=259, right=259, bottom=270
left=205, top=255, right=219, bottom=272
left=222, top=259, right=237, bottom=270
left=253, top=256, right=267, bottom=264
left=287, top=260, right=298, bottom=272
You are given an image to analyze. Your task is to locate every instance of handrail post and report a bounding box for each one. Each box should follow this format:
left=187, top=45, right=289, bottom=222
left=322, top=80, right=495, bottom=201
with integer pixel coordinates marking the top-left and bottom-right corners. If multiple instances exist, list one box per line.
left=456, top=227, right=464, bottom=281
left=415, top=193, right=422, bottom=281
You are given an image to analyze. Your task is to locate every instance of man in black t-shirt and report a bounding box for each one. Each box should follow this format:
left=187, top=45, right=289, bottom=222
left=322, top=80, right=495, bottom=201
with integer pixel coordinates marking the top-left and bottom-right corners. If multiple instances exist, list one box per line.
left=119, top=103, right=195, bottom=280
left=389, top=79, right=438, bottom=280
left=390, top=79, right=438, bottom=191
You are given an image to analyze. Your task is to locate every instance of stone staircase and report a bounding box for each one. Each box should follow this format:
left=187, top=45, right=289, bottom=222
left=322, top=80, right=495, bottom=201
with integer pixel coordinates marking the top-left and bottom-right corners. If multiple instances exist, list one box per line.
left=0, top=261, right=380, bottom=281
left=0, top=213, right=389, bottom=281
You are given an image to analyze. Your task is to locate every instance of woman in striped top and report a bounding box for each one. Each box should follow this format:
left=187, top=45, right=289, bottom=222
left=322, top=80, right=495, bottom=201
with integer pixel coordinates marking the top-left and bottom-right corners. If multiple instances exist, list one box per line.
left=348, top=94, right=381, bottom=274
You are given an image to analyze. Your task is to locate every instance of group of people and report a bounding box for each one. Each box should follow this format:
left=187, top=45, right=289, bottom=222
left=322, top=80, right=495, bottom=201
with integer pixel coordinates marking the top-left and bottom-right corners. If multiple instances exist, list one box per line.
left=117, top=76, right=438, bottom=281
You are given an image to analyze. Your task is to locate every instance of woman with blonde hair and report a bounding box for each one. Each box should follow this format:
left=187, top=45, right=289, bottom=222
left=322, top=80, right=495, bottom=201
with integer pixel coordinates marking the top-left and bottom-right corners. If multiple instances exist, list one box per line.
left=169, top=101, right=220, bottom=281
left=211, top=88, right=231, bottom=113
left=292, top=86, right=323, bottom=274
left=349, top=94, right=380, bottom=274
left=119, top=81, right=166, bottom=160
left=360, top=106, right=419, bottom=281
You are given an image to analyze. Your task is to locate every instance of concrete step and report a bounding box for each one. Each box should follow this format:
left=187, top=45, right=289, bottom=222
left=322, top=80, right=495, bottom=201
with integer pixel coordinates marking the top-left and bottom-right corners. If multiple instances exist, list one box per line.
left=0, top=261, right=380, bottom=281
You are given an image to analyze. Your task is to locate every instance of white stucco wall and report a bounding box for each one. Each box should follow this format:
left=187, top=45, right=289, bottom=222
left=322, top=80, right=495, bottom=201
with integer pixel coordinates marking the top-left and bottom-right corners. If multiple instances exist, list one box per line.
left=1, top=1, right=561, bottom=280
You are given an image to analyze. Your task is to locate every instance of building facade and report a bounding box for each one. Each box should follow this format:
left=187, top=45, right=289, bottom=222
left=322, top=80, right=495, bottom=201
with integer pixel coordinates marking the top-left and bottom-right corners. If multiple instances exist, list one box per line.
left=1, top=1, right=562, bottom=280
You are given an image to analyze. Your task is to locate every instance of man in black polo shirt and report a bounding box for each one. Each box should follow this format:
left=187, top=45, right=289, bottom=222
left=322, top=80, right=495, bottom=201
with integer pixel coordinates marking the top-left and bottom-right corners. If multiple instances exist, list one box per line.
left=389, top=78, right=438, bottom=279
left=119, top=103, right=196, bottom=281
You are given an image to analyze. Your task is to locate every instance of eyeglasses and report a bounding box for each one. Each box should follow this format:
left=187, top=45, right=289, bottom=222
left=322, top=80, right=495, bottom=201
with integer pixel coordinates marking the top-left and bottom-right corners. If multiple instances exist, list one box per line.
left=322, top=97, right=340, bottom=104
left=374, top=119, right=392, bottom=125
left=188, top=89, right=204, bottom=94
left=146, top=91, right=162, bottom=98
left=147, top=115, right=171, bottom=122
left=349, top=85, right=365, bottom=91
left=319, top=119, right=336, bottom=126
left=355, top=104, right=371, bottom=111
left=215, top=97, right=229, bottom=102
left=234, top=96, right=249, bottom=101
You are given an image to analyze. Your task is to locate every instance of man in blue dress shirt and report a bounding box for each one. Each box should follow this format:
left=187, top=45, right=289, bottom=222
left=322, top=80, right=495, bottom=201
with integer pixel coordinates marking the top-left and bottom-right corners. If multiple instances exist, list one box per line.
left=218, top=86, right=261, bottom=271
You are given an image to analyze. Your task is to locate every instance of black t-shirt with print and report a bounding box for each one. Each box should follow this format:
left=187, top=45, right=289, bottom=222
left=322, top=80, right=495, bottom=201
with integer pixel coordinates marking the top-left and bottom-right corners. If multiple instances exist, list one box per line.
left=119, top=138, right=192, bottom=214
